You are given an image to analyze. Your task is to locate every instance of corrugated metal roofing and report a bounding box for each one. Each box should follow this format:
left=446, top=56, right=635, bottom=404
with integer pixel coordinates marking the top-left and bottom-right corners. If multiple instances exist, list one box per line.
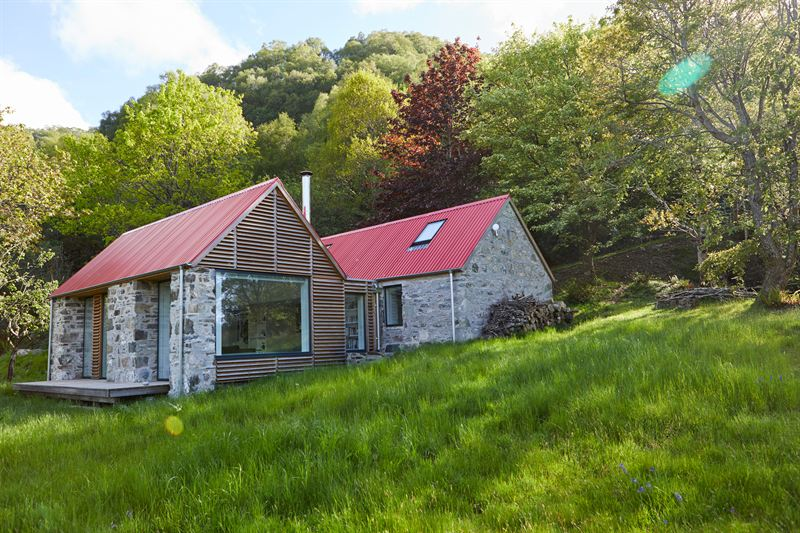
left=321, top=195, right=510, bottom=280
left=52, top=179, right=278, bottom=297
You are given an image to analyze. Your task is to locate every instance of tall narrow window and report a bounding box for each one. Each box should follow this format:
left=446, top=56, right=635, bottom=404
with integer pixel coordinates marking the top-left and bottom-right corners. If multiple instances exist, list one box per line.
left=82, top=298, right=93, bottom=378
left=384, top=285, right=403, bottom=326
left=216, top=272, right=310, bottom=355
left=345, top=293, right=366, bottom=351
left=157, top=281, right=171, bottom=380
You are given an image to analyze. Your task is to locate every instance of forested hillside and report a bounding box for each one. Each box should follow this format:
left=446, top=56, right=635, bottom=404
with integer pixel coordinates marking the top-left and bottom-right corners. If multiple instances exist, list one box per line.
left=4, top=1, right=800, bottom=360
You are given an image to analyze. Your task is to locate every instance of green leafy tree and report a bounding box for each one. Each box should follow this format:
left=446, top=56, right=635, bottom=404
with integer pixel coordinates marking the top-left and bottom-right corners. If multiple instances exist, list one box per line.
left=469, top=26, right=642, bottom=265
left=58, top=72, right=256, bottom=264
left=201, top=39, right=337, bottom=126
left=255, top=112, right=305, bottom=181
left=0, top=110, right=64, bottom=379
left=605, top=0, right=800, bottom=297
left=308, top=70, right=398, bottom=234
left=335, top=31, right=443, bottom=85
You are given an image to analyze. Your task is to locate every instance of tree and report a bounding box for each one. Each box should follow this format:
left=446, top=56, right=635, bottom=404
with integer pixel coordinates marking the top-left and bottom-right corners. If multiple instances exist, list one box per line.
left=469, top=25, right=644, bottom=265
left=374, top=39, right=488, bottom=223
left=335, top=31, right=443, bottom=85
left=255, top=112, right=305, bottom=182
left=606, top=0, right=800, bottom=297
left=201, top=39, right=337, bottom=126
left=57, top=72, right=257, bottom=263
left=308, top=70, right=398, bottom=234
left=0, top=110, right=63, bottom=379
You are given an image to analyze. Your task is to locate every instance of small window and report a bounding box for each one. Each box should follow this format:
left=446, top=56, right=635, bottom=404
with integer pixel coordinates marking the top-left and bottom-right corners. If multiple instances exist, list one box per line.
left=410, top=219, right=445, bottom=249
left=384, top=285, right=403, bottom=326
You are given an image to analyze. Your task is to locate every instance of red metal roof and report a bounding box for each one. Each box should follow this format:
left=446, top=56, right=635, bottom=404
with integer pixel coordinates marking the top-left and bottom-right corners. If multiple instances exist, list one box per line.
left=322, top=195, right=511, bottom=280
left=52, top=179, right=278, bottom=297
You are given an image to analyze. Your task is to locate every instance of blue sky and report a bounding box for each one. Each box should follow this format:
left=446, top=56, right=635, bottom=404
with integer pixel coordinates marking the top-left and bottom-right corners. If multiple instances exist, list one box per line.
left=0, top=0, right=612, bottom=129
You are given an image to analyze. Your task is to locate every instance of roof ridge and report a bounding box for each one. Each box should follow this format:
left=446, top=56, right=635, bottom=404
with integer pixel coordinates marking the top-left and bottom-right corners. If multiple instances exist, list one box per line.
left=122, top=179, right=277, bottom=236
left=322, top=194, right=510, bottom=241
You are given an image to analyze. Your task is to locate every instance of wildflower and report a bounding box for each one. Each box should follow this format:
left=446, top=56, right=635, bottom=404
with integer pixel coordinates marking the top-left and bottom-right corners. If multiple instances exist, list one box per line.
left=632, top=478, right=638, bottom=484
left=619, top=463, right=628, bottom=475
left=646, top=482, right=652, bottom=489
left=674, top=492, right=683, bottom=503
left=663, top=519, right=669, bottom=525
left=649, top=466, right=656, bottom=473
left=637, top=486, right=646, bottom=493
left=729, top=506, right=735, bottom=514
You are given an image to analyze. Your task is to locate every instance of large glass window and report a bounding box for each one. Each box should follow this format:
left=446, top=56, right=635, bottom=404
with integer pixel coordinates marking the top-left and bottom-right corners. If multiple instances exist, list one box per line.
left=384, top=285, right=403, bottom=326
left=82, top=298, right=93, bottom=378
left=345, top=293, right=366, bottom=351
left=216, top=271, right=310, bottom=355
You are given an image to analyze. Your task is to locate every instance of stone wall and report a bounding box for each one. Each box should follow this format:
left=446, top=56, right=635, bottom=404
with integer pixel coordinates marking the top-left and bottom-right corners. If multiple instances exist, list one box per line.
left=377, top=201, right=552, bottom=350
left=49, top=297, right=86, bottom=380
left=169, top=268, right=216, bottom=395
left=105, top=281, right=159, bottom=383
left=379, top=275, right=455, bottom=352
left=454, top=201, right=552, bottom=340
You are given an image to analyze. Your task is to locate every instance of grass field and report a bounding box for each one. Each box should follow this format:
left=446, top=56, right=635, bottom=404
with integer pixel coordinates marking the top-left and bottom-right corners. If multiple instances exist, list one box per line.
left=1, top=301, right=798, bottom=531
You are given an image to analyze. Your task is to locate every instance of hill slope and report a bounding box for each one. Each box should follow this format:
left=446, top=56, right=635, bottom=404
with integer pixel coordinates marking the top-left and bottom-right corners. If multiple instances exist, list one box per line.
left=1, top=302, right=798, bottom=531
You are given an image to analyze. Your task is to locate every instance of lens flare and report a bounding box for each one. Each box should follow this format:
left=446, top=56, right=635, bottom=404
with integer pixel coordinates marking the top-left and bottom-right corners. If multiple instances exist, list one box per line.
left=658, top=53, right=712, bottom=96
left=164, top=415, right=184, bottom=436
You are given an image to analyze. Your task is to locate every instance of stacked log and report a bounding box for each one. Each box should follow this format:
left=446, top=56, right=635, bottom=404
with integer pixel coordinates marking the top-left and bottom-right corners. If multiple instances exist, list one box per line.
left=655, top=287, right=756, bottom=310
left=481, top=295, right=573, bottom=339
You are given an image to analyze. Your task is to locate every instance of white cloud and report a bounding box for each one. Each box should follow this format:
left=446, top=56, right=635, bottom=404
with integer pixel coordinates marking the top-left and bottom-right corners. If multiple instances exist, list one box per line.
left=478, top=0, right=612, bottom=46
left=353, top=0, right=424, bottom=15
left=0, top=58, right=89, bottom=129
left=52, top=0, right=247, bottom=74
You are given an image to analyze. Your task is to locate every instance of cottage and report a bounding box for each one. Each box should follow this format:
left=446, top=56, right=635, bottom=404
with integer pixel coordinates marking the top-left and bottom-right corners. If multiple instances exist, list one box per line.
left=15, top=174, right=552, bottom=402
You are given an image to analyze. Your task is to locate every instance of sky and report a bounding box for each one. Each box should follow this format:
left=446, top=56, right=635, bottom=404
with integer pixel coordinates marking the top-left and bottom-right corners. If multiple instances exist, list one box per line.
left=0, top=0, right=613, bottom=130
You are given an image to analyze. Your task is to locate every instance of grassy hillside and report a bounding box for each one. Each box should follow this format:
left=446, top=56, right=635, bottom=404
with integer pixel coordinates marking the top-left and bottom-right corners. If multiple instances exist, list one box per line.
left=1, top=302, right=798, bottom=531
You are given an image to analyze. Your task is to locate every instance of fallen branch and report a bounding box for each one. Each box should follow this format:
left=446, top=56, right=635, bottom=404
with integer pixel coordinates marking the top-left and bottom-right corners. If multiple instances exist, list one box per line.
left=655, top=287, right=757, bottom=310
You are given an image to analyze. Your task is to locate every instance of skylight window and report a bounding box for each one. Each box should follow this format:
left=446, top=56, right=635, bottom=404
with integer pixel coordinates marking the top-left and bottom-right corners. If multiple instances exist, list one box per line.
left=409, top=219, right=446, bottom=250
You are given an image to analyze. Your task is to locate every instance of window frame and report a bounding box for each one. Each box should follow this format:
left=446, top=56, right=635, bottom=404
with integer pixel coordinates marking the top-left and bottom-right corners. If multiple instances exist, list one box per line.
left=411, top=219, right=446, bottom=248
left=383, top=285, right=403, bottom=327
left=214, top=269, right=311, bottom=359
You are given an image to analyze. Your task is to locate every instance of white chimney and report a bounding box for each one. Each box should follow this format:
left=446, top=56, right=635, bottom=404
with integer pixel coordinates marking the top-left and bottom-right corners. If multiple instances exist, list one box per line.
left=301, top=170, right=312, bottom=222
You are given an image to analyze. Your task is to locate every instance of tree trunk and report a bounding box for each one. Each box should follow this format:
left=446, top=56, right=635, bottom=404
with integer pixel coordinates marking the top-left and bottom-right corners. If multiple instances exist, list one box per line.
left=759, top=253, right=795, bottom=298
left=6, top=351, right=17, bottom=382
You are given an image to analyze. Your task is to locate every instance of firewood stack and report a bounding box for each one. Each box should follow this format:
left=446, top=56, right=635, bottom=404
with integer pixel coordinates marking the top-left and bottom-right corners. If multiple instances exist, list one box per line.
left=481, top=295, right=573, bottom=339
left=655, top=287, right=757, bottom=310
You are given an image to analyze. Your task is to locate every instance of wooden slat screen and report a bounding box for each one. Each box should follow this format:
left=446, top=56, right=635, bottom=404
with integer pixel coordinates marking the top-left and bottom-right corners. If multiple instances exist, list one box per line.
left=91, top=294, right=104, bottom=378
left=312, top=243, right=345, bottom=366
left=201, top=187, right=347, bottom=382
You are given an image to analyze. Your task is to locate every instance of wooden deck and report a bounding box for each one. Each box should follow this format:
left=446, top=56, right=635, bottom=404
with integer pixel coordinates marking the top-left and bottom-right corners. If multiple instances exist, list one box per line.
left=12, top=379, right=170, bottom=404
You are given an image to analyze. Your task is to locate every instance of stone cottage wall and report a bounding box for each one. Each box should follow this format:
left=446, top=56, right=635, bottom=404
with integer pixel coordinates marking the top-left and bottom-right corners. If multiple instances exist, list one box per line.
left=169, top=268, right=216, bottom=395
left=379, top=275, right=455, bottom=352
left=49, top=297, right=86, bottom=380
left=453, top=202, right=552, bottom=340
left=378, top=201, right=552, bottom=351
left=105, top=281, right=159, bottom=383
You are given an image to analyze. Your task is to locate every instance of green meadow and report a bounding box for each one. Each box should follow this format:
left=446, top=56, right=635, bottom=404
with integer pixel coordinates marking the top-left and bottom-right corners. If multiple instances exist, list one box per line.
left=1, top=301, right=798, bottom=531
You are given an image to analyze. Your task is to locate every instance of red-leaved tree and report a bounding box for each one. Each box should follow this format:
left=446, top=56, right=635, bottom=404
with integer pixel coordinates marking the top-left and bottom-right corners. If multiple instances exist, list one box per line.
left=373, top=39, right=488, bottom=223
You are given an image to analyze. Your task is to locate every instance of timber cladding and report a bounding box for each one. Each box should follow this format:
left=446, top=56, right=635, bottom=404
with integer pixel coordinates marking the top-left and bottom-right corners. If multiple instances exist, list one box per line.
left=201, top=187, right=346, bottom=383
left=91, top=294, right=104, bottom=378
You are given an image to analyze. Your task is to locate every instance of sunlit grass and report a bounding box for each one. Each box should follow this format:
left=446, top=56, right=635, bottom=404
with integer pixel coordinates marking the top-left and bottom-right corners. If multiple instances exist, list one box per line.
left=0, top=301, right=798, bottom=531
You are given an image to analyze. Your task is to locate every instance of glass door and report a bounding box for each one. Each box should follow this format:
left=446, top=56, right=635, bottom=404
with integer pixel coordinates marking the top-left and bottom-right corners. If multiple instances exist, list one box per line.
left=158, top=281, right=171, bottom=380
left=345, top=293, right=365, bottom=351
